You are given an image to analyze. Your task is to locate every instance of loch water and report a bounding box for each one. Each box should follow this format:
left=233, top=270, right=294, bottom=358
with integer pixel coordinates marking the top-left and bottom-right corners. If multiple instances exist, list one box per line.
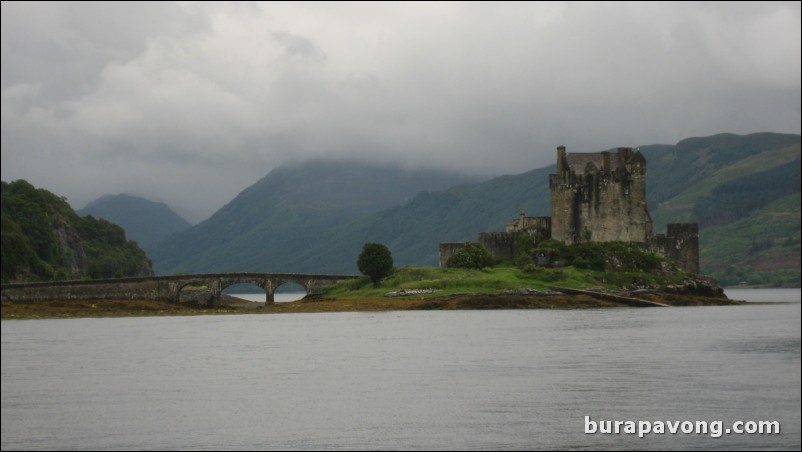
left=2, top=289, right=800, bottom=450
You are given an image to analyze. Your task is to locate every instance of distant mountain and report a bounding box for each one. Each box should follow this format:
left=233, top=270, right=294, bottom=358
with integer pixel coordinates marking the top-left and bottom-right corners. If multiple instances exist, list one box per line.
left=153, top=133, right=800, bottom=287
left=78, top=194, right=191, bottom=255
left=150, top=160, right=480, bottom=273
left=1, top=180, right=153, bottom=283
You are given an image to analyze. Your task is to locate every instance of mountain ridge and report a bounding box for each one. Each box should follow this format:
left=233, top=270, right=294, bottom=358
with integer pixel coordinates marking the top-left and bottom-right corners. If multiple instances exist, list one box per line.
left=78, top=193, right=191, bottom=256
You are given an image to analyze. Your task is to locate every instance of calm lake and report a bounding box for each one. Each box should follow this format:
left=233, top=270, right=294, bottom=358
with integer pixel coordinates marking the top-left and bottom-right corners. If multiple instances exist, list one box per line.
left=2, top=289, right=800, bottom=450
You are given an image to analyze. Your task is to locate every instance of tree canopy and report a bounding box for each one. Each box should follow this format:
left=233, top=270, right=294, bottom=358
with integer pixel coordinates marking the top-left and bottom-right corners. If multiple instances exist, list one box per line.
left=357, top=243, right=394, bottom=287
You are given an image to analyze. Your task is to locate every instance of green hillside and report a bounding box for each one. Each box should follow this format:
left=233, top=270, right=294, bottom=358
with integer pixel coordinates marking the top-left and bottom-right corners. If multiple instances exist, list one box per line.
left=639, top=133, right=798, bottom=202
left=1, top=180, right=154, bottom=283
left=314, top=167, right=553, bottom=270
left=699, top=193, right=800, bottom=286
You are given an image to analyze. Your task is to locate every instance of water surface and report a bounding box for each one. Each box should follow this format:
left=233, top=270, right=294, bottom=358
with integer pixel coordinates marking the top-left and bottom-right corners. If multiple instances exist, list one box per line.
left=2, top=289, right=799, bottom=450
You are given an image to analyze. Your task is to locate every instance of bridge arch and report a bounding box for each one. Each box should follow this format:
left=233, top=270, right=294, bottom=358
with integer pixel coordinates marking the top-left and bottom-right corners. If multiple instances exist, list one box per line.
left=176, top=278, right=218, bottom=307
left=176, top=274, right=350, bottom=307
left=211, top=277, right=267, bottom=304
left=218, top=278, right=271, bottom=303
left=216, top=276, right=306, bottom=303
left=222, top=282, right=269, bottom=303
left=271, top=281, right=306, bottom=302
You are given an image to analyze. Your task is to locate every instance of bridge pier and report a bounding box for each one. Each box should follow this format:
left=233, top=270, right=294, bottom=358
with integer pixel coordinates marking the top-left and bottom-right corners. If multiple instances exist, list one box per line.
left=263, top=280, right=275, bottom=304
left=208, top=279, right=223, bottom=309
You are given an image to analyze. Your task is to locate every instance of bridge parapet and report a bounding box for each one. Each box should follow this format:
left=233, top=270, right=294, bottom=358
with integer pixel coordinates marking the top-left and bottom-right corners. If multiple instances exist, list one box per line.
left=1, top=272, right=358, bottom=307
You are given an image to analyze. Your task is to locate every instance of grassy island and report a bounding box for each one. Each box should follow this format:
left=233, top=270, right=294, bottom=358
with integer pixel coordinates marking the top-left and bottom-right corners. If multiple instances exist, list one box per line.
left=1, top=262, right=743, bottom=320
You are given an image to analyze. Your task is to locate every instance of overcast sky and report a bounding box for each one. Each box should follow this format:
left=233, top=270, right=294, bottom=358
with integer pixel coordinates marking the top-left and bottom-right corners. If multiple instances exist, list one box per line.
left=2, top=2, right=800, bottom=223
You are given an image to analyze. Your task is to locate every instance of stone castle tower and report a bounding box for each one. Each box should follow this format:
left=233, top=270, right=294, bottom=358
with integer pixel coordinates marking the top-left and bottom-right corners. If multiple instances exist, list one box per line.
left=549, top=146, right=653, bottom=244
left=439, top=145, right=700, bottom=275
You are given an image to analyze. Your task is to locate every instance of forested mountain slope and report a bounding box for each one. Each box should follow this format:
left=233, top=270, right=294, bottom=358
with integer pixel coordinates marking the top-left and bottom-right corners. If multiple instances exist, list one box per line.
left=2, top=180, right=153, bottom=283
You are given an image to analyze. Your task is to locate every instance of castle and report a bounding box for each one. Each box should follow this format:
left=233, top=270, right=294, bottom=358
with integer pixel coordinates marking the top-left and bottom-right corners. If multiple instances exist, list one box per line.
left=439, top=146, right=699, bottom=274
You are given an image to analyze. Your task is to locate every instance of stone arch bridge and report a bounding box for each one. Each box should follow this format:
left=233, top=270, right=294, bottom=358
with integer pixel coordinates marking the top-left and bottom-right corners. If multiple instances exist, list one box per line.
left=1, top=272, right=358, bottom=308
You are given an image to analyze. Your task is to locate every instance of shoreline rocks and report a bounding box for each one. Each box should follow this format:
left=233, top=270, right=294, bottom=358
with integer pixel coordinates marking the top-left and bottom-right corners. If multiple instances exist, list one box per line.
left=384, top=288, right=440, bottom=298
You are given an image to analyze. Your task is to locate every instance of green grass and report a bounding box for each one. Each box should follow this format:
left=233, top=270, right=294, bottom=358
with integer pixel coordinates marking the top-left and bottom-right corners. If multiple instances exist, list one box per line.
left=323, top=265, right=688, bottom=300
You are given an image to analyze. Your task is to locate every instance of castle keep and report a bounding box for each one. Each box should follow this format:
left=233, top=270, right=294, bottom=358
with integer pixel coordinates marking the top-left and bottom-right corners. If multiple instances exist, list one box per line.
left=550, top=146, right=652, bottom=244
left=440, top=146, right=699, bottom=274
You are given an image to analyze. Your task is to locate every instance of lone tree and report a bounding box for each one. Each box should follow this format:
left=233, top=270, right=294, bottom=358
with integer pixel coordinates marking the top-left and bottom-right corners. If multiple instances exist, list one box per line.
left=357, top=243, right=394, bottom=287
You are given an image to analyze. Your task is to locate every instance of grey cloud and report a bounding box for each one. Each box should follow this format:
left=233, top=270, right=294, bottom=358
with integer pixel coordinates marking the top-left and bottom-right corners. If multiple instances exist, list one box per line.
left=2, top=1, right=799, bottom=223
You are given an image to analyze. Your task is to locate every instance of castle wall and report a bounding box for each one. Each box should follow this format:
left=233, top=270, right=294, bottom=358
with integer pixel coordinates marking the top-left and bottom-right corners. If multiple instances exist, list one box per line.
left=576, top=170, right=652, bottom=243
left=506, top=214, right=551, bottom=240
left=649, top=224, right=699, bottom=275
left=478, top=232, right=517, bottom=261
left=440, top=231, right=530, bottom=268
left=439, top=243, right=467, bottom=268
left=549, top=173, right=578, bottom=243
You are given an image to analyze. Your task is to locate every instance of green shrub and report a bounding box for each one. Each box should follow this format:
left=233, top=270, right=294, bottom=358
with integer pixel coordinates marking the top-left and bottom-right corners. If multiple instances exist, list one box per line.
left=447, top=242, right=495, bottom=269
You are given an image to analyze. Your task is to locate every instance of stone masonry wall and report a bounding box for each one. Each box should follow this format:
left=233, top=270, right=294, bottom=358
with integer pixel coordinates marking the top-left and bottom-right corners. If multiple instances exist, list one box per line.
left=478, top=232, right=517, bottom=261
left=550, top=147, right=652, bottom=244
left=0, top=278, right=174, bottom=303
left=649, top=224, right=699, bottom=275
